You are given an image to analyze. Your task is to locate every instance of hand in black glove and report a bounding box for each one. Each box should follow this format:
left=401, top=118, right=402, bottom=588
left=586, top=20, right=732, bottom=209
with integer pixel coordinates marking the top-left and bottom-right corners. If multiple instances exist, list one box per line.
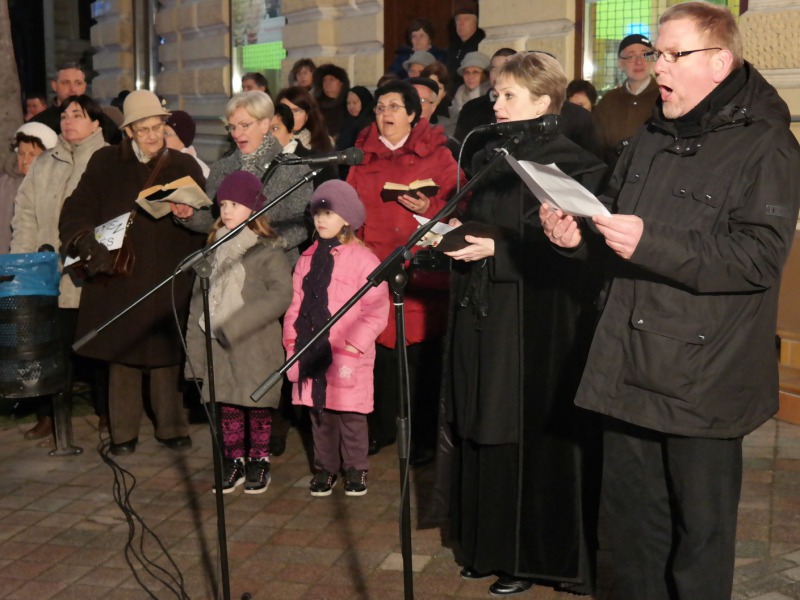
left=75, top=234, right=115, bottom=277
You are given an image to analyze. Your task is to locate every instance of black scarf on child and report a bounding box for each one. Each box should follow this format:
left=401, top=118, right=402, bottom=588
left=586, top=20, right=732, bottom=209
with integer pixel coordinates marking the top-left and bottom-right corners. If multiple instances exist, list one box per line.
left=295, top=237, right=341, bottom=413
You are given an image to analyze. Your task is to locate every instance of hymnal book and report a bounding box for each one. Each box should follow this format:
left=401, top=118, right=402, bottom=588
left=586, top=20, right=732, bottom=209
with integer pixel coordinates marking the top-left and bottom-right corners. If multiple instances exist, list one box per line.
left=414, top=216, right=501, bottom=253
left=505, top=156, right=610, bottom=218
left=381, top=178, right=439, bottom=202
left=135, top=176, right=212, bottom=219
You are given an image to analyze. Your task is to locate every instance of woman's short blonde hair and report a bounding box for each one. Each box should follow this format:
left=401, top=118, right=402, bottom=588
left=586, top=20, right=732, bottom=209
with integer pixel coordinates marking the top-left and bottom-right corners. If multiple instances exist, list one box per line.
left=497, top=52, right=567, bottom=114
left=226, top=91, right=275, bottom=122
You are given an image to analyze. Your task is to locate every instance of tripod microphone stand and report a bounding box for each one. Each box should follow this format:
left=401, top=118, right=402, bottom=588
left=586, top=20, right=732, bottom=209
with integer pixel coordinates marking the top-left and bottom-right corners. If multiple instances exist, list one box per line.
left=73, top=169, right=318, bottom=600
left=250, top=135, right=522, bottom=599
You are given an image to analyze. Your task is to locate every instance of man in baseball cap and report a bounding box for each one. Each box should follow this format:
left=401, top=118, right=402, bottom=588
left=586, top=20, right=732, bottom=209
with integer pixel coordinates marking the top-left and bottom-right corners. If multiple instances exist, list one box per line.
left=593, top=33, right=660, bottom=171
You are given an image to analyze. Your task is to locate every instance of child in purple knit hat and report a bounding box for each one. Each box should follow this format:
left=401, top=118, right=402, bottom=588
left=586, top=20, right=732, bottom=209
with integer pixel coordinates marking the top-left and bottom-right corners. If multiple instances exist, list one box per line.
left=184, top=170, right=293, bottom=494
left=283, top=180, right=389, bottom=497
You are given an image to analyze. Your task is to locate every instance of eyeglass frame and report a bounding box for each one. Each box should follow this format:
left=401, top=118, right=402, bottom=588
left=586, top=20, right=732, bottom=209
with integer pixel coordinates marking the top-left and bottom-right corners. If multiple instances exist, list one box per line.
left=225, top=119, right=263, bottom=134
left=374, top=103, right=407, bottom=115
left=644, top=47, right=722, bottom=63
left=130, top=121, right=166, bottom=138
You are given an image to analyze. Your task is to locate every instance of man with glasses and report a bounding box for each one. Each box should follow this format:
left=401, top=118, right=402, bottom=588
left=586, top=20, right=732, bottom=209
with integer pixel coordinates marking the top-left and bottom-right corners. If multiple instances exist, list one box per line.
left=60, top=90, right=207, bottom=456
left=593, top=33, right=660, bottom=171
left=541, top=3, right=800, bottom=598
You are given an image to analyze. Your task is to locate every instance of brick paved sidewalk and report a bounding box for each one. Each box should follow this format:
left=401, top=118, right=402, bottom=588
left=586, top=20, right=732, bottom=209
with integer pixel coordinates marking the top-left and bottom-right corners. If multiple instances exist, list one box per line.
left=0, top=414, right=799, bottom=599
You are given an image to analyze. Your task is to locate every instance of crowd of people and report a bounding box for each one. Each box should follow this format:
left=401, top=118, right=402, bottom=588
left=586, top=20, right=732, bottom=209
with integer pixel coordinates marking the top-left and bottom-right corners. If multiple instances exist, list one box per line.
left=2, top=2, right=799, bottom=599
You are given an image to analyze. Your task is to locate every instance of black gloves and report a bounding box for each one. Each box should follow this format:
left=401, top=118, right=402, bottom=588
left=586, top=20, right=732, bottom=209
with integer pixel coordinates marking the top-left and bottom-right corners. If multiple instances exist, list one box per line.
left=75, top=234, right=115, bottom=277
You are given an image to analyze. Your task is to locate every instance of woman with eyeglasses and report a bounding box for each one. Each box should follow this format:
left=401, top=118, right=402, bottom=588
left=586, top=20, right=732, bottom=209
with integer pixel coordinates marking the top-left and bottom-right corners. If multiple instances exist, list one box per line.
left=174, top=91, right=313, bottom=265
left=440, top=52, right=606, bottom=596
left=346, top=79, right=464, bottom=464
left=59, top=90, right=208, bottom=456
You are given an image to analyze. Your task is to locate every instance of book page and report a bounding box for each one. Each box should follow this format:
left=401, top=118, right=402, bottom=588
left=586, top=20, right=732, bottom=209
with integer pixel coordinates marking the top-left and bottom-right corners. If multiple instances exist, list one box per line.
left=506, top=156, right=610, bottom=218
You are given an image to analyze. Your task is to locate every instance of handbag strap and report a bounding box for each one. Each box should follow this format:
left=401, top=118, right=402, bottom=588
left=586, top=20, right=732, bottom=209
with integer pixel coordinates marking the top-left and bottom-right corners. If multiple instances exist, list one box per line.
left=128, top=148, right=171, bottom=229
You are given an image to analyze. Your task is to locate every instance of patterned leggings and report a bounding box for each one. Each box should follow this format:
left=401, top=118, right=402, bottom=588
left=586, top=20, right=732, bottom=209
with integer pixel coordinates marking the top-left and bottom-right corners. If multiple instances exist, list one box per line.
left=219, top=404, right=272, bottom=459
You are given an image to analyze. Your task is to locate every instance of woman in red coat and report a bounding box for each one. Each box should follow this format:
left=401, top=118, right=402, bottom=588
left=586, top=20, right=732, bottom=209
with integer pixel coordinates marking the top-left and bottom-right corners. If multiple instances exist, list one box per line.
left=346, top=80, right=464, bottom=463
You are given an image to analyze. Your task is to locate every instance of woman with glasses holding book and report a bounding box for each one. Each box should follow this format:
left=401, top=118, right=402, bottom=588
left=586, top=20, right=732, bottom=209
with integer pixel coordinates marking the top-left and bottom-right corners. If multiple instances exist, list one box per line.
left=441, top=52, right=606, bottom=596
left=172, top=91, right=313, bottom=265
left=346, top=79, right=464, bottom=463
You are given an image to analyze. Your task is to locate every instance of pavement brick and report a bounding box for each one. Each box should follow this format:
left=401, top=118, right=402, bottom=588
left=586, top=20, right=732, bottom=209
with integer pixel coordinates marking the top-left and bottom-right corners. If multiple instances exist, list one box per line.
left=1, top=416, right=799, bottom=599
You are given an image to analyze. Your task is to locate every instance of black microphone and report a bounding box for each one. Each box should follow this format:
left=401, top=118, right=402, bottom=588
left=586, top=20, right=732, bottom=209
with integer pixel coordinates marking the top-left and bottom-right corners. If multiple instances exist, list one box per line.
left=37, top=244, right=55, bottom=253
left=278, top=147, right=365, bottom=167
left=471, top=114, right=559, bottom=137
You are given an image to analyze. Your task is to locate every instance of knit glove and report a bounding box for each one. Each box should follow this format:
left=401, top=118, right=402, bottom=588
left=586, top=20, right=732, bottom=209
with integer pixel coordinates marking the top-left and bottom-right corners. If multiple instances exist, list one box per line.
left=75, top=234, right=115, bottom=277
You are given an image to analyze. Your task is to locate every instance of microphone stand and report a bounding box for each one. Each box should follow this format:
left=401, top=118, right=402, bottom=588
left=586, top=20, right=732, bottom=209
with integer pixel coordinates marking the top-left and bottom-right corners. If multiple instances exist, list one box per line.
left=251, top=135, right=522, bottom=599
left=73, top=169, right=318, bottom=600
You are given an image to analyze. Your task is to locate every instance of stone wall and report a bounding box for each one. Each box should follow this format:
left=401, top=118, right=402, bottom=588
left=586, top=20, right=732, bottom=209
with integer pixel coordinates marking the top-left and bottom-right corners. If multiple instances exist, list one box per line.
left=87, top=0, right=800, bottom=158
left=280, top=0, right=383, bottom=88
left=740, top=0, right=800, bottom=142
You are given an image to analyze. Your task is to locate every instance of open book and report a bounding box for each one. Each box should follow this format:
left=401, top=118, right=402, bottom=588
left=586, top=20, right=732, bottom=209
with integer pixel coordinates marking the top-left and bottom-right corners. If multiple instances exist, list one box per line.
left=135, top=176, right=212, bottom=219
left=381, top=179, right=439, bottom=202
left=506, top=156, right=610, bottom=217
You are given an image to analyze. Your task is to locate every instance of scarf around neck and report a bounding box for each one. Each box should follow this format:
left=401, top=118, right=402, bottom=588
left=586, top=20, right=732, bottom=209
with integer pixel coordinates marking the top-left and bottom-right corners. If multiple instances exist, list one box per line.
left=295, top=237, right=341, bottom=413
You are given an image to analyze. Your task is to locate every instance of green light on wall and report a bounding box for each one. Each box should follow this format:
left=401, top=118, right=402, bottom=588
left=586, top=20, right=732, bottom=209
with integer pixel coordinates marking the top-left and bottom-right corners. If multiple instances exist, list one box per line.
left=595, top=0, right=652, bottom=40
left=242, top=42, right=286, bottom=71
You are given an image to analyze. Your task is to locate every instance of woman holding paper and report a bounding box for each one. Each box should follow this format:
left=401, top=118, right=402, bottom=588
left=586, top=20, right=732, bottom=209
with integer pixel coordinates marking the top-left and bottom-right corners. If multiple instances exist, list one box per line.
left=346, top=79, right=464, bottom=463
left=59, top=90, right=206, bottom=455
left=442, top=52, right=606, bottom=596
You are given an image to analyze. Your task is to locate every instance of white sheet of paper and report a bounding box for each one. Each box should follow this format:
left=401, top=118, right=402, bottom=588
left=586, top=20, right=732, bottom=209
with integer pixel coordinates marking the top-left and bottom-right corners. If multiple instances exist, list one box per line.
left=63, top=212, right=130, bottom=267
left=413, top=215, right=455, bottom=247
left=506, top=156, right=610, bottom=218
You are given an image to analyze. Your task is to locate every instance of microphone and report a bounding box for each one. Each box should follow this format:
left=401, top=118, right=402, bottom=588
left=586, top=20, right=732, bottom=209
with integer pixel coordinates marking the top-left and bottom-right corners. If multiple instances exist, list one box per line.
left=471, top=114, right=559, bottom=137
left=37, top=244, right=55, bottom=253
left=278, top=147, right=364, bottom=167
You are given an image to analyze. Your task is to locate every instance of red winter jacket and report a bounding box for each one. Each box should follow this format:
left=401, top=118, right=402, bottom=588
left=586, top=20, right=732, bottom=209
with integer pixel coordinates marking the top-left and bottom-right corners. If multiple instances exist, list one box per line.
left=347, top=119, right=464, bottom=348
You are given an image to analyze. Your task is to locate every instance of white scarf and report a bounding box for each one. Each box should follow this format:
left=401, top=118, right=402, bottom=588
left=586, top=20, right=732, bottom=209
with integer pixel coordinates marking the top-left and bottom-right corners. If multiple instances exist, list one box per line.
left=200, top=226, right=259, bottom=335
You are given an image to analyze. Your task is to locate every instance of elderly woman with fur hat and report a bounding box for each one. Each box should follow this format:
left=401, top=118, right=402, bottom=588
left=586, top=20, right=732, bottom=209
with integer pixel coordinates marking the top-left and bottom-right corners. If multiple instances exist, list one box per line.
left=450, top=51, right=491, bottom=118
left=59, top=89, right=207, bottom=456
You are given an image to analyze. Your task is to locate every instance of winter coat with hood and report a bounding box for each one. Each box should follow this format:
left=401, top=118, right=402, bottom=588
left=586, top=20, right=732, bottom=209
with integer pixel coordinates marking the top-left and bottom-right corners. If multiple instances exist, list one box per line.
left=185, top=234, right=293, bottom=409
left=59, top=139, right=207, bottom=366
left=575, top=62, right=800, bottom=438
left=346, top=118, right=464, bottom=348
left=11, top=128, right=107, bottom=307
left=283, top=240, right=389, bottom=413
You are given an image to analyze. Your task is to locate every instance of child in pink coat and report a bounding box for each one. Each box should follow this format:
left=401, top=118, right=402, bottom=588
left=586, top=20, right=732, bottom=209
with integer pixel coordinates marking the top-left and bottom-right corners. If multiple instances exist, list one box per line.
left=283, top=180, right=389, bottom=497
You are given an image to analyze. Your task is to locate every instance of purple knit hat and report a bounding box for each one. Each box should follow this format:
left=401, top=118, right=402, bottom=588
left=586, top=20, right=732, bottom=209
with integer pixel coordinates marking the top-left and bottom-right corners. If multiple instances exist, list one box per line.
left=216, top=170, right=266, bottom=211
left=310, top=180, right=366, bottom=230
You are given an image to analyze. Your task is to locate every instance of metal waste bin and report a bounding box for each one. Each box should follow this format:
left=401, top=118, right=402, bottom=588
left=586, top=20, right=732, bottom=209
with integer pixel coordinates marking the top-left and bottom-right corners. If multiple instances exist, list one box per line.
left=0, top=252, right=81, bottom=455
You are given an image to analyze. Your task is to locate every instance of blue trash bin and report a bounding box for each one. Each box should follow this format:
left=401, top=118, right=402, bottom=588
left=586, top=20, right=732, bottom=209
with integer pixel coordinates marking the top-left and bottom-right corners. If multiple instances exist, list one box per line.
left=0, top=252, right=64, bottom=398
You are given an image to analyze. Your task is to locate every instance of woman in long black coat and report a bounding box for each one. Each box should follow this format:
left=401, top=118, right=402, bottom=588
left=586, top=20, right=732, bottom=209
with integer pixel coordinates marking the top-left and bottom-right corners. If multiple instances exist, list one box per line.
left=443, top=52, right=606, bottom=596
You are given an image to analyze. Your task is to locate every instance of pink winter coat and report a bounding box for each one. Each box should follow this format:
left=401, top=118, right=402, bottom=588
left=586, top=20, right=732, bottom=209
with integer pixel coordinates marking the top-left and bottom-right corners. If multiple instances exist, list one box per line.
left=283, top=240, right=389, bottom=414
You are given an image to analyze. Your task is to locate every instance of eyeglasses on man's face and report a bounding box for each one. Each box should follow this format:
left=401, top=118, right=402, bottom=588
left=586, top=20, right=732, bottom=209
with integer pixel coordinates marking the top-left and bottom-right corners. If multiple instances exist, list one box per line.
left=644, top=47, right=722, bottom=63
left=619, top=53, right=648, bottom=63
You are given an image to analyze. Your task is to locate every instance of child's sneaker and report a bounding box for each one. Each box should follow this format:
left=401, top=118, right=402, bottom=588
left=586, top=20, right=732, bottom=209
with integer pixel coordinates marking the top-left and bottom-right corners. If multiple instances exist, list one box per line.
left=215, top=457, right=245, bottom=494
left=309, top=469, right=337, bottom=497
left=244, top=457, right=271, bottom=494
left=344, top=468, right=368, bottom=496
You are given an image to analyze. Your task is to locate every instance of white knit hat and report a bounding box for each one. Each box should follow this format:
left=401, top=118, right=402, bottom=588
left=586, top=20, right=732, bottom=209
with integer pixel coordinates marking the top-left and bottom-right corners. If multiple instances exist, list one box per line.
left=16, top=122, right=58, bottom=150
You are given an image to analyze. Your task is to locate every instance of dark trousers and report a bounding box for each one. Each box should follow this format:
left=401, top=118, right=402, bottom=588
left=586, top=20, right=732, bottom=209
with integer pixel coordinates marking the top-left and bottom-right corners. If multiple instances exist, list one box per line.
left=369, top=338, right=443, bottom=451
left=311, top=409, right=369, bottom=473
left=602, top=417, right=742, bottom=600
left=108, top=363, right=188, bottom=444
